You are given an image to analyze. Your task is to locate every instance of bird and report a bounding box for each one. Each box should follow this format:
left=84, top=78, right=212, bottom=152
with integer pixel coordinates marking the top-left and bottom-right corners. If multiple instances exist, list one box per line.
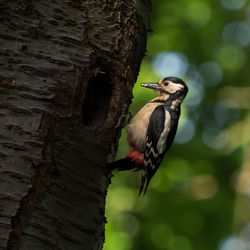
left=110, top=76, right=188, bottom=195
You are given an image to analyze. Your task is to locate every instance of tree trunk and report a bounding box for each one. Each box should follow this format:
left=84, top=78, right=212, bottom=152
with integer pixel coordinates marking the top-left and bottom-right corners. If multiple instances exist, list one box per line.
left=0, top=0, right=151, bottom=249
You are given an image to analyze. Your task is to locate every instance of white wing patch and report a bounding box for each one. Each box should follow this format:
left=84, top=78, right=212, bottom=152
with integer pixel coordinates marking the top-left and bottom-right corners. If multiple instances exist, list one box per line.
left=157, top=110, right=171, bottom=154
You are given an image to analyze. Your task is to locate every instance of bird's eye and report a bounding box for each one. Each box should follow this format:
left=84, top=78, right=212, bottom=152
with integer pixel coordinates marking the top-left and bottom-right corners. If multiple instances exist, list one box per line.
left=164, top=81, right=169, bottom=86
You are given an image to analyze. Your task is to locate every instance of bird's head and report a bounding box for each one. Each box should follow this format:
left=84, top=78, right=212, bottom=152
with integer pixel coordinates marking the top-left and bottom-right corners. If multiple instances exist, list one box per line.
left=141, top=77, right=188, bottom=98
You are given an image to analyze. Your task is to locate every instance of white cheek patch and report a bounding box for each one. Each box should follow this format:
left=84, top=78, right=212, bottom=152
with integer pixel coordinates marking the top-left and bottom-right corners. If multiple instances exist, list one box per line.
left=167, top=83, right=184, bottom=93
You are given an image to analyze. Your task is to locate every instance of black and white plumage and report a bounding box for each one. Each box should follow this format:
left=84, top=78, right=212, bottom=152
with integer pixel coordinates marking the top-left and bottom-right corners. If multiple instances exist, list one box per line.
left=110, top=77, right=188, bottom=195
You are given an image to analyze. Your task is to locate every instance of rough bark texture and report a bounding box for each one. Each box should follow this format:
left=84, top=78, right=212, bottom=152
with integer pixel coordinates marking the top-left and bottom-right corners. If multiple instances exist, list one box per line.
left=0, top=0, right=151, bottom=249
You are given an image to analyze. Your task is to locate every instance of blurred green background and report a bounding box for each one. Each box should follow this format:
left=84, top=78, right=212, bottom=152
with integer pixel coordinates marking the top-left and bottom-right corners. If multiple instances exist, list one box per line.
left=104, top=0, right=250, bottom=249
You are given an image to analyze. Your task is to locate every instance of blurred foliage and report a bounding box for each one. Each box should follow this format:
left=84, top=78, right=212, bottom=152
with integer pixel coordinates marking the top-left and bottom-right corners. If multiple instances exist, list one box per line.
left=104, top=0, right=250, bottom=250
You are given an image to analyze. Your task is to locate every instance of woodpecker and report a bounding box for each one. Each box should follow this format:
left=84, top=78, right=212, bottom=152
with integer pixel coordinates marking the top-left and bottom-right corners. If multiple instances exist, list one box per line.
left=110, top=77, right=188, bottom=195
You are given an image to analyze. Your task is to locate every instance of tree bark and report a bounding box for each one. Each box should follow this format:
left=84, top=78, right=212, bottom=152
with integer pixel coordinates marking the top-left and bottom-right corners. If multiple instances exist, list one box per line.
left=0, top=0, right=151, bottom=249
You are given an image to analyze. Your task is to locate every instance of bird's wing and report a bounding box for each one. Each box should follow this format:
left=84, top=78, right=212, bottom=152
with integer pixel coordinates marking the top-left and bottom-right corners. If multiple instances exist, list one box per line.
left=140, top=105, right=171, bottom=195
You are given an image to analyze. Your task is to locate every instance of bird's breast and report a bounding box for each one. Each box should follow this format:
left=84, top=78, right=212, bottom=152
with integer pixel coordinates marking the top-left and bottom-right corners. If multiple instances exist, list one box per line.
left=126, top=102, right=161, bottom=152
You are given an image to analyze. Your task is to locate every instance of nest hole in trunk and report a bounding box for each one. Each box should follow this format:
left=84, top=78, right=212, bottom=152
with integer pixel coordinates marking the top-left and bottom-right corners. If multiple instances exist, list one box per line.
left=82, top=69, right=113, bottom=127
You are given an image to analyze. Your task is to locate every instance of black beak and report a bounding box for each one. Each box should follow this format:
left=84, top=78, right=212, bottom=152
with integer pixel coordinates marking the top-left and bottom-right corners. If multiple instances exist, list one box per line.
left=141, top=82, right=161, bottom=90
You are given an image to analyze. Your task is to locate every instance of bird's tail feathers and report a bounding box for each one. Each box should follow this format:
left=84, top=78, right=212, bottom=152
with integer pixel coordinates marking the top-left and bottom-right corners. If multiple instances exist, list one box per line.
left=139, top=169, right=154, bottom=196
left=139, top=172, right=146, bottom=196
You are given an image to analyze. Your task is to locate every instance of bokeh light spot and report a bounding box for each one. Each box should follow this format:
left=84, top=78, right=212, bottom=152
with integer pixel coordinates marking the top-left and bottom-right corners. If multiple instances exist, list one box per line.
left=185, top=2, right=211, bottom=28
left=199, top=61, right=223, bottom=86
left=168, top=235, right=193, bottom=250
left=219, top=236, right=247, bottom=250
left=151, top=171, right=172, bottom=193
left=222, top=22, right=239, bottom=45
left=220, top=0, right=246, bottom=10
left=153, top=51, right=188, bottom=78
left=234, top=162, right=250, bottom=196
left=164, top=158, right=193, bottom=188
left=151, top=224, right=174, bottom=248
left=216, top=45, right=246, bottom=71
left=107, top=187, right=137, bottom=213
left=236, top=22, right=250, bottom=47
left=175, top=118, right=195, bottom=144
left=202, top=127, right=229, bottom=150
left=223, top=22, right=250, bottom=47
left=188, top=175, right=218, bottom=200
left=214, top=100, right=240, bottom=126
left=184, top=79, right=204, bottom=108
left=119, top=213, right=140, bottom=237
left=240, top=223, right=250, bottom=245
